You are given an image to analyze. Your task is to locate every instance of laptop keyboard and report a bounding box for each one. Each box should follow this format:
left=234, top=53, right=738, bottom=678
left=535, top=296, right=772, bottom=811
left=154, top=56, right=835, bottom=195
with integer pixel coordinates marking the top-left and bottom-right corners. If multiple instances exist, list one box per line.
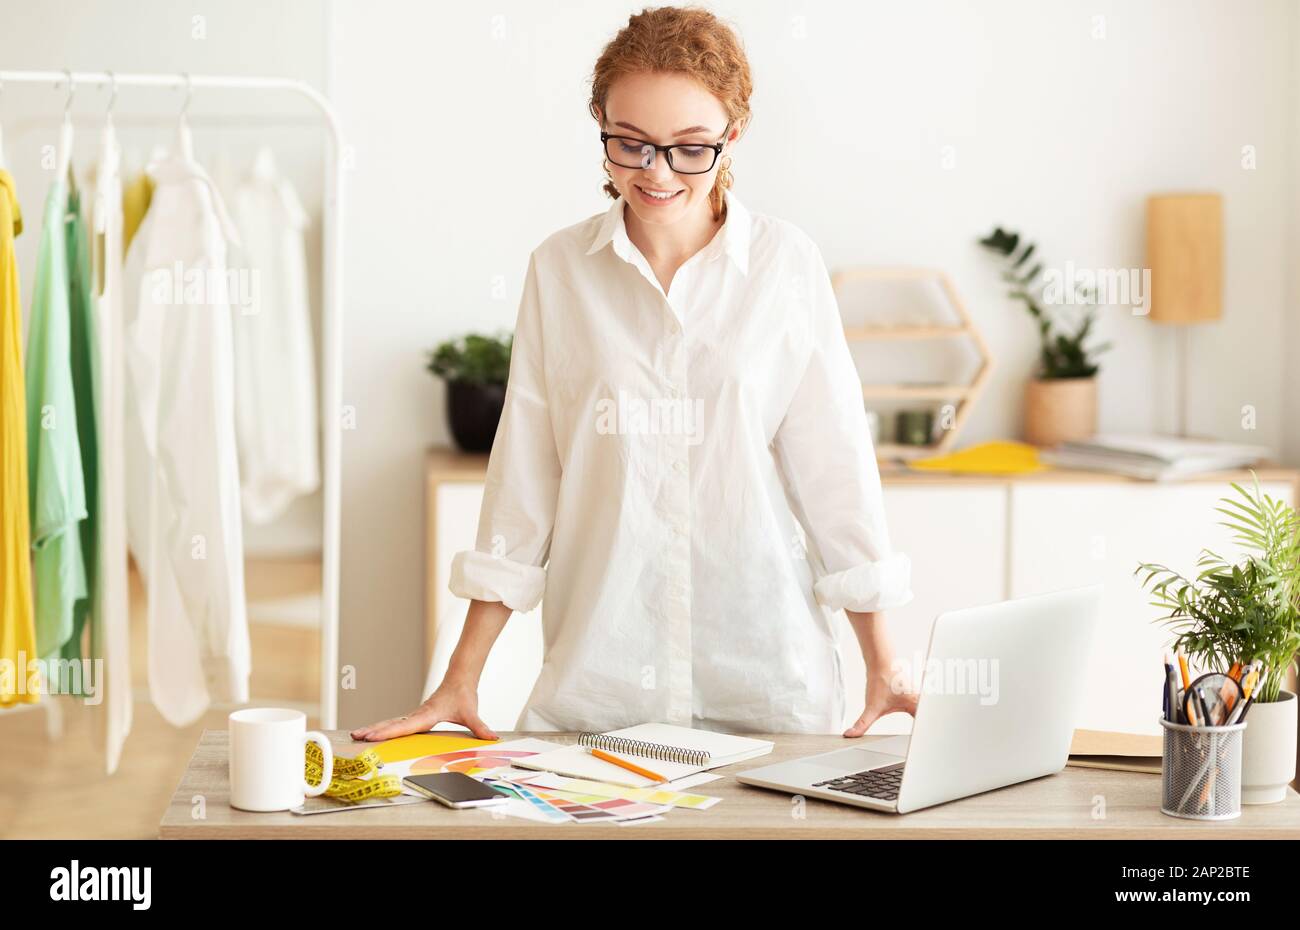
left=812, top=762, right=904, bottom=801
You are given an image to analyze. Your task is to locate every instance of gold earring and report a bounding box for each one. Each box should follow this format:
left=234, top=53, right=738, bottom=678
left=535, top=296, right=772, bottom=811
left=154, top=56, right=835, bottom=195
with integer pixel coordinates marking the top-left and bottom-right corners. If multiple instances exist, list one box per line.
left=718, top=154, right=734, bottom=190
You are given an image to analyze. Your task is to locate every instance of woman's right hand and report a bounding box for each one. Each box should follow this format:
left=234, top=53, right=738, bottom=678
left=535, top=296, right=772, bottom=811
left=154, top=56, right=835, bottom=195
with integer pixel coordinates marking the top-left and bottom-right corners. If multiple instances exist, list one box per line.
left=348, top=680, right=500, bottom=742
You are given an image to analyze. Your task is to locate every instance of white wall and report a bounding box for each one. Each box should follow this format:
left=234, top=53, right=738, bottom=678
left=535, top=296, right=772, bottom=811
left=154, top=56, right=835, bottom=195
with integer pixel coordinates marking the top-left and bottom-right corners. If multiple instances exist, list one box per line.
left=329, top=0, right=1299, bottom=726
left=329, top=0, right=629, bottom=726
left=1286, top=4, right=1300, bottom=468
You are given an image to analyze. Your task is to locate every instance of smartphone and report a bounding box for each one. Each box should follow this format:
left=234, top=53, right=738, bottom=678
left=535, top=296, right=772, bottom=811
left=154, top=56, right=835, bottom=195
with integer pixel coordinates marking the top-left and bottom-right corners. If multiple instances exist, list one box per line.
left=402, top=772, right=510, bottom=809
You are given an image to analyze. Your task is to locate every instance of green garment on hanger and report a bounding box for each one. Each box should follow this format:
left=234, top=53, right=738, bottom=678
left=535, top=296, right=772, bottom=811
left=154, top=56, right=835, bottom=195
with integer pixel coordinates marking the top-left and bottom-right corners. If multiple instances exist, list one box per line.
left=64, top=181, right=98, bottom=693
left=26, top=176, right=89, bottom=676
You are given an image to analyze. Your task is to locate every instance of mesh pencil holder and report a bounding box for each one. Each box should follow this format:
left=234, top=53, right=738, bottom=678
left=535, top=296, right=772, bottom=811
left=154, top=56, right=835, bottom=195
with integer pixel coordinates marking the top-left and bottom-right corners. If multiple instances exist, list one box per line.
left=1159, top=717, right=1246, bottom=820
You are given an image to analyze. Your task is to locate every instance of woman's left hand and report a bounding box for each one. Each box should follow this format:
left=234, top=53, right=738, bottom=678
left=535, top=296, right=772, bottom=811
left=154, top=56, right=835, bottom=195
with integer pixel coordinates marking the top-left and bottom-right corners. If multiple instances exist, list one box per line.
left=843, top=673, right=919, bottom=737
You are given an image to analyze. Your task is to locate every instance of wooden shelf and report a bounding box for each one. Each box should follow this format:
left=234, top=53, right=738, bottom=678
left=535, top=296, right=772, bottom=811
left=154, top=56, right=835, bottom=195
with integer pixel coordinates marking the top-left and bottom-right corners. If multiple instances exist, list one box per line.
left=427, top=446, right=1300, bottom=488
left=844, top=324, right=972, bottom=341
left=862, top=384, right=974, bottom=400
left=873, top=442, right=939, bottom=461
left=833, top=267, right=993, bottom=457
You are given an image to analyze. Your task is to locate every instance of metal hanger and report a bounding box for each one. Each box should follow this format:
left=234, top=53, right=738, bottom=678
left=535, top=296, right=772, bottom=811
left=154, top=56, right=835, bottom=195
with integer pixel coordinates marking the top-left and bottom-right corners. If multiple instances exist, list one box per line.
left=176, top=72, right=194, bottom=160
left=55, top=70, right=75, bottom=181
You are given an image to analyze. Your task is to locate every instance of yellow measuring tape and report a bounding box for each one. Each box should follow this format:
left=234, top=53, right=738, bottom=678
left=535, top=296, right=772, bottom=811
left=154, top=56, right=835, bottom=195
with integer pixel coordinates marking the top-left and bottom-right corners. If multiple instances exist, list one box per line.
left=304, top=741, right=405, bottom=803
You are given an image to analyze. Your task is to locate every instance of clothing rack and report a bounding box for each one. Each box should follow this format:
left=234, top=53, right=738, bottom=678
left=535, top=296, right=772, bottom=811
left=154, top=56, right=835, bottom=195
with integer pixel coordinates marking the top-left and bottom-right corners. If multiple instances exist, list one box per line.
left=0, top=70, right=345, bottom=729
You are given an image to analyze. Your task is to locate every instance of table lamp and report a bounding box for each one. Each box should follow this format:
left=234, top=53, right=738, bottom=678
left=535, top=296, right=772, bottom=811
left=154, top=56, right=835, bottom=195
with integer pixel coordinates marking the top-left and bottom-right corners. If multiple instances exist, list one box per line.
left=1145, top=193, right=1223, bottom=436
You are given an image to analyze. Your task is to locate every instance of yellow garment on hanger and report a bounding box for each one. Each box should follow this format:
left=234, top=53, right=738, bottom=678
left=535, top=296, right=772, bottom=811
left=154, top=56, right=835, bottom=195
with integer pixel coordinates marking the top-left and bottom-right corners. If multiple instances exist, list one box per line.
left=0, top=169, right=39, bottom=706
left=121, top=170, right=154, bottom=254
left=907, top=440, right=1047, bottom=475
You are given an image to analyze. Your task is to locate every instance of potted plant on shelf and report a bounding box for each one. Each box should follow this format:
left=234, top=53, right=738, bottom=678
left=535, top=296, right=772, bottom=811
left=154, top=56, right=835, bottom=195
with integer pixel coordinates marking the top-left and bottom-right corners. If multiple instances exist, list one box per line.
left=1135, top=473, right=1300, bottom=804
left=977, top=226, right=1111, bottom=447
left=426, top=331, right=513, bottom=453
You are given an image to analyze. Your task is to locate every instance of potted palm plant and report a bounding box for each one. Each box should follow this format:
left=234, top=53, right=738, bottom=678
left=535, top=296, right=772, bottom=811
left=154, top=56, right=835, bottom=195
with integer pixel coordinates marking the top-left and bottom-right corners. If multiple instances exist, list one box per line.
left=978, top=226, right=1111, bottom=446
left=427, top=331, right=512, bottom=453
left=1135, top=473, right=1300, bottom=803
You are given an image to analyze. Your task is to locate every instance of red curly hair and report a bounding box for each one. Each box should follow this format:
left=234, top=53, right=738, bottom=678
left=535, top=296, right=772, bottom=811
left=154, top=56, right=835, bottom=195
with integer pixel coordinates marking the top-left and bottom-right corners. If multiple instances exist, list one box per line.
left=588, top=5, right=753, bottom=222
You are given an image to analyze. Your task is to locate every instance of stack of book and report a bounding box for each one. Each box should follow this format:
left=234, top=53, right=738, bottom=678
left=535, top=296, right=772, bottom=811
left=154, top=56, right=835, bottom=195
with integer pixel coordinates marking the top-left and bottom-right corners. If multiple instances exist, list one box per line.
left=1040, top=433, right=1270, bottom=480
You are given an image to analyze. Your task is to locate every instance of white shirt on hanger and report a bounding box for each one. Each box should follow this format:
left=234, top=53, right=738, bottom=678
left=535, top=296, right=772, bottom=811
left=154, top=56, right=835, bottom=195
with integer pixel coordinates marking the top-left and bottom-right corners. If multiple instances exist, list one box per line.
left=86, top=121, right=132, bottom=771
left=122, top=144, right=250, bottom=727
left=229, top=146, right=319, bottom=524
left=449, top=188, right=912, bottom=735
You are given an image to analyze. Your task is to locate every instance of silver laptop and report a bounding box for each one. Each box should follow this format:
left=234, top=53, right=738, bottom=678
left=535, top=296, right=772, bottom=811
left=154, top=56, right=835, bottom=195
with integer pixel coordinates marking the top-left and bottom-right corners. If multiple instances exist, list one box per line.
left=736, top=585, right=1102, bottom=814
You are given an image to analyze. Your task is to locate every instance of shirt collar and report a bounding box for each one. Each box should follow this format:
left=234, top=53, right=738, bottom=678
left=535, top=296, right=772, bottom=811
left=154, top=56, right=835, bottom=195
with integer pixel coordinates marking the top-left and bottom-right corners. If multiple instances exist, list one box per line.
left=148, top=146, right=243, bottom=248
left=586, top=186, right=751, bottom=276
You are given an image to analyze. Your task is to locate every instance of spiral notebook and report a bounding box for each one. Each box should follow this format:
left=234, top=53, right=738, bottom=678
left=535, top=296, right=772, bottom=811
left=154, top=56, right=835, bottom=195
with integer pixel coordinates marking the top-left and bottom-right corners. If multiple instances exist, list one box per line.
left=511, top=723, right=774, bottom=788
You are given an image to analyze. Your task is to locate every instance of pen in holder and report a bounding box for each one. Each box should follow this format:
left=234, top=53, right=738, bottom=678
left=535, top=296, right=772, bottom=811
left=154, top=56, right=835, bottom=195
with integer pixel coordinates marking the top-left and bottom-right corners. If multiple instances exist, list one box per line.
left=1159, top=717, right=1246, bottom=820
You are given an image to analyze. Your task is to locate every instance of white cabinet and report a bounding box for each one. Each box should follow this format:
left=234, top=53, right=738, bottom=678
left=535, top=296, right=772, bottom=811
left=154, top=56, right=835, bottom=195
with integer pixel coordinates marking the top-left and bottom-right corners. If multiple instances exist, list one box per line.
left=836, top=486, right=1006, bottom=734
left=1008, top=481, right=1295, bottom=736
left=424, top=452, right=1298, bottom=736
left=426, top=482, right=1005, bottom=734
left=425, top=482, right=544, bottom=730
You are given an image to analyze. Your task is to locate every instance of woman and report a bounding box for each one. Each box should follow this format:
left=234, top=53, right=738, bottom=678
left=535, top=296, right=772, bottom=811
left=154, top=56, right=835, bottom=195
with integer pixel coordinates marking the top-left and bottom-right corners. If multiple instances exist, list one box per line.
left=352, top=6, right=917, bottom=743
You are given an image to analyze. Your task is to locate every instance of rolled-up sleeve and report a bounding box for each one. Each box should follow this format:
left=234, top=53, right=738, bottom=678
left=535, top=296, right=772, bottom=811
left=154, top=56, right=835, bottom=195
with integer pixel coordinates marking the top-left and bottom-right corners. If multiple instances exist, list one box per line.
left=448, top=250, right=561, bottom=613
left=771, top=240, right=913, bottom=613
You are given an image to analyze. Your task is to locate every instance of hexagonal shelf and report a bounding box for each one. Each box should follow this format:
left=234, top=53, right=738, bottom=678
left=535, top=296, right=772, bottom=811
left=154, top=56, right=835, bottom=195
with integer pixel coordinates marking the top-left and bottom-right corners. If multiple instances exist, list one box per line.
left=831, top=267, right=993, bottom=462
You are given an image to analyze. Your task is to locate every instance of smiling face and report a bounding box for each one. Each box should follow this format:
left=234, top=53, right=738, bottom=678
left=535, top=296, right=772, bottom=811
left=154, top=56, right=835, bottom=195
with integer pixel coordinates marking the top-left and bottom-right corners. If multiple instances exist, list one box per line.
left=598, top=71, right=739, bottom=227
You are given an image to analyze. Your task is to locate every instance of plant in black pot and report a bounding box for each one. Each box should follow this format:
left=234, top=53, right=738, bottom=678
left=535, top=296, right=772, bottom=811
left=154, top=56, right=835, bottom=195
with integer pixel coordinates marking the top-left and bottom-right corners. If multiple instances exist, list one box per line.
left=427, top=331, right=512, bottom=453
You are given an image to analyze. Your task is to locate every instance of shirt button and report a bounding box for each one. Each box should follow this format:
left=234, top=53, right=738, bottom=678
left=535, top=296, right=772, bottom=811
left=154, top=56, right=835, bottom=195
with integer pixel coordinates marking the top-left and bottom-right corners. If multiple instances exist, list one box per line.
left=673, top=460, right=686, bottom=474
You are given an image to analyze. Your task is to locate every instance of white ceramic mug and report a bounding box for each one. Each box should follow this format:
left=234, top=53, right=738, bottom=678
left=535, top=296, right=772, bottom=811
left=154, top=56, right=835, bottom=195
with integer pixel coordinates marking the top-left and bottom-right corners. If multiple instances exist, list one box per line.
left=229, top=707, right=334, bottom=811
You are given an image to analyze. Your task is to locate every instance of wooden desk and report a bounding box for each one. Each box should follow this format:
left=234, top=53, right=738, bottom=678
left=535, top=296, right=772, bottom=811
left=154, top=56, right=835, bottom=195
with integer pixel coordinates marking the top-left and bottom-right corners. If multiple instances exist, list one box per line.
left=159, top=730, right=1300, bottom=839
left=424, top=447, right=1300, bottom=489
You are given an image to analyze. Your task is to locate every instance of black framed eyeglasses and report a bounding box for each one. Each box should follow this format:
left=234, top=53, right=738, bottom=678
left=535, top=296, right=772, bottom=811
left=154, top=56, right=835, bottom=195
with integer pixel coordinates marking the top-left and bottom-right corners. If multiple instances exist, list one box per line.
left=600, top=123, right=730, bottom=175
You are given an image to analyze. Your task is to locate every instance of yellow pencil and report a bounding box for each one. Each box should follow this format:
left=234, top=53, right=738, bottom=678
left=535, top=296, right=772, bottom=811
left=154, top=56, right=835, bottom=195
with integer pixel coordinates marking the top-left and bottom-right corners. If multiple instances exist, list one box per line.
left=1177, top=652, right=1191, bottom=690
left=1241, top=665, right=1259, bottom=701
left=589, top=748, right=668, bottom=784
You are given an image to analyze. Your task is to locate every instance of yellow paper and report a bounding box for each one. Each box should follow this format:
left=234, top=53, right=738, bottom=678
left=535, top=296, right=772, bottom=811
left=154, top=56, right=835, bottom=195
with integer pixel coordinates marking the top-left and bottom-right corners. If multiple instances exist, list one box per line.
left=908, top=440, right=1046, bottom=475
left=370, top=732, right=495, bottom=764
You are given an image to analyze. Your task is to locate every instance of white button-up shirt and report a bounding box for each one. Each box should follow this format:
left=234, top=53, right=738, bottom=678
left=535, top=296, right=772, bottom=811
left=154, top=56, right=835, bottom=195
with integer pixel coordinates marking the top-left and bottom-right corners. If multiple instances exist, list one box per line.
left=450, top=187, right=912, bottom=734
left=123, top=149, right=250, bottom=727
